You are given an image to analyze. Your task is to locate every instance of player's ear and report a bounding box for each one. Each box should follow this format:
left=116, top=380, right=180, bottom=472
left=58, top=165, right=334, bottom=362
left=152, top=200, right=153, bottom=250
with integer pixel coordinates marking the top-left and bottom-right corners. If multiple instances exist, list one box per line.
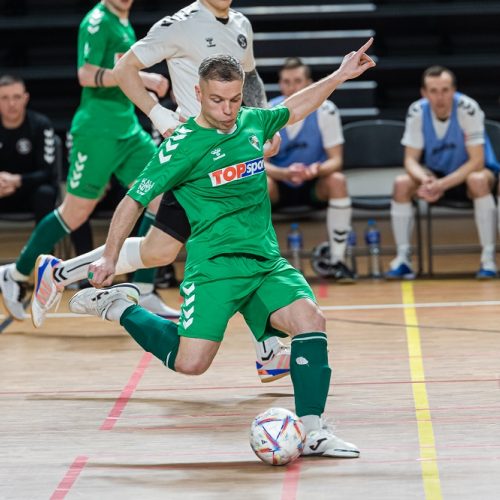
left=24, top=91, right=30, bottom=106
left=195, top=84, right=201, bottom=104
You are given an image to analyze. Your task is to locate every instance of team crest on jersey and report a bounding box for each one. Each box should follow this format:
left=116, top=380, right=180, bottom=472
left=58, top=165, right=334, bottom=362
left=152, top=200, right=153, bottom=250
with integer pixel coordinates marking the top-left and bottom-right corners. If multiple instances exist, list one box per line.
left=237, top=34, right=247, bottom=49
left=16, top=138, right=32, bottom=155
left=205, top=37, right=216, bottom=48
left=248, top=135, right=261, bottom=151
left=136, top=178, right=155, bottom=196
left=209, top=157, right=264, bottom=187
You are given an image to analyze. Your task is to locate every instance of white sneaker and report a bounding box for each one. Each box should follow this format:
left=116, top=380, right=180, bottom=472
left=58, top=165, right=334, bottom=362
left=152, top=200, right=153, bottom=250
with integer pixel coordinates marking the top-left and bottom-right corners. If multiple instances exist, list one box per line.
left=138, top=291, right=180, bottom=319
left=302, top=421, right=359, bottom=458
left=0, top=264, right=27, bottom=320
left=69, top=283, right=140, bottom=320
left=31, top=254, right=63, bottom=328
left=256, top=344, right=290, bottom=383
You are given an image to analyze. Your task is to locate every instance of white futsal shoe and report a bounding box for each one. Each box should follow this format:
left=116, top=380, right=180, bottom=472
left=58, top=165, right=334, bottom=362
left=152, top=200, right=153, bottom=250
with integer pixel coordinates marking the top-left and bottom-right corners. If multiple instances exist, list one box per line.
left=256, top=343, right=291, bottom=383
left=138, top=291, right=180, bottom=319
left=302, top=420, right=360, bottom=458
left=69, top=283, right=140, bottom=320
left=31, top=254, right=63, bottom=328
left=0, top=263, right=27, bottom=320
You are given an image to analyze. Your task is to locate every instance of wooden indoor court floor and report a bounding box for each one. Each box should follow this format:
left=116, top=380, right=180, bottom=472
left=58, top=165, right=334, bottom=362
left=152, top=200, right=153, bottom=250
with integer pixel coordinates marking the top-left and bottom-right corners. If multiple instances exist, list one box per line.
left=1, top=280, right=500, bottom=500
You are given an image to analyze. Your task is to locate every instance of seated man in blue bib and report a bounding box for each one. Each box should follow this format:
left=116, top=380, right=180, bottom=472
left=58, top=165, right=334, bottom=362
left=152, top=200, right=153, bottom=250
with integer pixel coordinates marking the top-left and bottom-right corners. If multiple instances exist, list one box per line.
left=387, top=65, right=500, bottom=279
left=265, top=58, right=355, bottom=283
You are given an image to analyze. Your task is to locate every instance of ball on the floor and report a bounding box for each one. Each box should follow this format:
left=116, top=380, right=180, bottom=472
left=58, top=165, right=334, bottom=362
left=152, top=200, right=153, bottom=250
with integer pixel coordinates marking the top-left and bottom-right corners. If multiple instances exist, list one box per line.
left=250, top=407, right=305, bottom=465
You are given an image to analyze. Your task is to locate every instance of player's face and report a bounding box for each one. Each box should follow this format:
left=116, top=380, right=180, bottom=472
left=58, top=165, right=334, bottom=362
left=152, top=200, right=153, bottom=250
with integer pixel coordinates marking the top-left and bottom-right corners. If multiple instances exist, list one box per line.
left=201, top=0, right=232, bottom=17
left=0, top=82, right=29, bottom=126
left=421, top=72, right=456, bottom=120
left=104, top=0, right=134, bottom=15
left=278, top=67, right=312, bottom=98
left=196, top=79, right=243, bottom=132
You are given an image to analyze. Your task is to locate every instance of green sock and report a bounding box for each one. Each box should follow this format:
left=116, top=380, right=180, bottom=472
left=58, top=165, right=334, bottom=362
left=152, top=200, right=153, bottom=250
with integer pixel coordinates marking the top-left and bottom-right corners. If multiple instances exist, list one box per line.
left=16, top=209, right=70, bottom=276
left=132, top=211, right=156, bottom=287
left=120, top=304, right=179, bottom=370
left=290, top=332, right=331, bottom=417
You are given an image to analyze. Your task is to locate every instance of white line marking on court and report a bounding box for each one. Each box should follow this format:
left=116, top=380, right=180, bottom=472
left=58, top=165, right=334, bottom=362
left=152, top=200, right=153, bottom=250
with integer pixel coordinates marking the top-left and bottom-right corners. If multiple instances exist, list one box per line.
left=1, top=299, right=500, bottom=321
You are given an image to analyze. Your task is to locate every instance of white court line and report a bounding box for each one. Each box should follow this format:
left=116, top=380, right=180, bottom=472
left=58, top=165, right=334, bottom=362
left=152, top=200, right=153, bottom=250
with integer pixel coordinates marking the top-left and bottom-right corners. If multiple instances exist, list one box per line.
left=2, top=299, right=500, bottom=321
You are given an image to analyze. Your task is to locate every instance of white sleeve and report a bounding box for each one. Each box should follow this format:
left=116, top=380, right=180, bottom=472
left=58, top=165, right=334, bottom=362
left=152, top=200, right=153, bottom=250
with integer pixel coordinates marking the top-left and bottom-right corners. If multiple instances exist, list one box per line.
left=241, top=16, right=256, bottom=72
left=131, top=17, right=180, bottom=68
left=401, top=101, right=424, bottom=150
left=317, top=100, right=344, bottom=148
left=457, top=95, right=485, bottom=146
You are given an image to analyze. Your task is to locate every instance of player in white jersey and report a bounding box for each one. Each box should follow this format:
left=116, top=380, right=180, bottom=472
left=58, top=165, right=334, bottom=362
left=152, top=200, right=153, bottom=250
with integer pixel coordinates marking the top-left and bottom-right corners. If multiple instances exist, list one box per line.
left=386, top=65, right=500, bottom=279
left=32, top=0, right=286, bottom=383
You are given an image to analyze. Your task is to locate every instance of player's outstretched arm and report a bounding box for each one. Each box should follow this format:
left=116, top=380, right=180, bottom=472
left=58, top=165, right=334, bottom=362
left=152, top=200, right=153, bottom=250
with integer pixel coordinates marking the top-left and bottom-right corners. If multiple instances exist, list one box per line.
left=283, top=38, right=375, bottom=125
left=113, top=50, right=178, bottom=135
left=88, top=196, right=144, bottom=288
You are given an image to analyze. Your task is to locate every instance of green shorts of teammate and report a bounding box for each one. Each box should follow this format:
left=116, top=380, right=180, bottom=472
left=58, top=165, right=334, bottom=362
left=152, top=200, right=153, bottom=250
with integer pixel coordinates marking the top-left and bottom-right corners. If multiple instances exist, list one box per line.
left=66, top=129, right=157, bottom=199
left=178, top=254, right=316, bottom=342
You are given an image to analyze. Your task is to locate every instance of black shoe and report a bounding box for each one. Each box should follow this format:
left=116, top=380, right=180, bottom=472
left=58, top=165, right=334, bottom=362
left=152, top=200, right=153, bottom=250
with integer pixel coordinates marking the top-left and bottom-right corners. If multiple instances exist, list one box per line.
left=327, top=262, right=356, bottom=283
left=154, top=264, right=179, bottom=289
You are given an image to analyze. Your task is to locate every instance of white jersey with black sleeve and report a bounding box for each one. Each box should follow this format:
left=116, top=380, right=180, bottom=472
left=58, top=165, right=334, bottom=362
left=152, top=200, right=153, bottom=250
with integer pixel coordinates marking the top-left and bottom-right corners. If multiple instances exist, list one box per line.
left=132, top=0, right=255, bottom=118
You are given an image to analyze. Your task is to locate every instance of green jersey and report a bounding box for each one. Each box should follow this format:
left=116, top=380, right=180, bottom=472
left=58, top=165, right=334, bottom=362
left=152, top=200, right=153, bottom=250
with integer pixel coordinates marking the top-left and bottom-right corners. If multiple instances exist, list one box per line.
left=70, top=2, right=141, bottom=139
left=128, top=106, right=290, bottom=270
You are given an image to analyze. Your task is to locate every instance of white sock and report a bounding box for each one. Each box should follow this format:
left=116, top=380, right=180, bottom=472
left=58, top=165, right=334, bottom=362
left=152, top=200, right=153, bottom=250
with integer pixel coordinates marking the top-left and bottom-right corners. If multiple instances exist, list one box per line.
left=474, top=195, right=496, bottom=268
left=301, top=414, right=321, bottom=433
left=105, top=298, right=134, bottom=322
left=55, top=237, right=145, bottom=287
left=135, top=283, right=154, bottom=294
left=10, top=264, right=29, bottom=282
left=252, top=335, right=281, bottom=363
left=327, top=197, right=352, bottom=264
left=390, top=200, right=413, bottom=263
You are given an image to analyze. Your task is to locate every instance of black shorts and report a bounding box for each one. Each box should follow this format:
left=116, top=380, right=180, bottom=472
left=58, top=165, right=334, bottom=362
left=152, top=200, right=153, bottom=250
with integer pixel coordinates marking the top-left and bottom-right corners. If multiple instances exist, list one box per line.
left=274, top=180, right=326, bottom=209
left=432, top=169, right=498, bottom=202
left=153, top=190, right=191, bottom=243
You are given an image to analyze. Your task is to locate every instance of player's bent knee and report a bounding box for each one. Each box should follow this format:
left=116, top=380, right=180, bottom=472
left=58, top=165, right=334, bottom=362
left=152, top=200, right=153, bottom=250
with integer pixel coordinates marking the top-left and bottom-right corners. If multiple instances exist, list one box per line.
left=175, top=358, right=211, bottom=375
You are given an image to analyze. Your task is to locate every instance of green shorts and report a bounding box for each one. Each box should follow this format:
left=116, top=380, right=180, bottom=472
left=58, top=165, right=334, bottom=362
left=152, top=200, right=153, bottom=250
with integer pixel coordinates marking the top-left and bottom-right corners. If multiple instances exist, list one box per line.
left=66, top=129, right=157, bottom=199
left=177, top=255, right=316, bottom=342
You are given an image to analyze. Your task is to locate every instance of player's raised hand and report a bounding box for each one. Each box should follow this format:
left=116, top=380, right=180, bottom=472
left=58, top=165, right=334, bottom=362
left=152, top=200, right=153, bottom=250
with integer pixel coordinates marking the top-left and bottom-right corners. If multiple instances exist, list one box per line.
left=338, top=38, right=376, bottom=81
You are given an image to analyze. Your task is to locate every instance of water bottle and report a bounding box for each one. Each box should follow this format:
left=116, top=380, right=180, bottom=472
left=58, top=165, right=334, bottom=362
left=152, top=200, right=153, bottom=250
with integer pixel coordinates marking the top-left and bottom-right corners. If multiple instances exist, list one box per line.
left=364, top=219, right=382, bottom=279
left=287, top=223, right=303, bottom=272
left=345, top=229, right=357, bottom=277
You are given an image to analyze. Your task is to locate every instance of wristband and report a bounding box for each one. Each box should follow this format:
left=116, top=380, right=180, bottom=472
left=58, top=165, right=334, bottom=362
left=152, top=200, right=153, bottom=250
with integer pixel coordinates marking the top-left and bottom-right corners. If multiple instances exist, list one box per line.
left=148, top=103, right=180, bottom=135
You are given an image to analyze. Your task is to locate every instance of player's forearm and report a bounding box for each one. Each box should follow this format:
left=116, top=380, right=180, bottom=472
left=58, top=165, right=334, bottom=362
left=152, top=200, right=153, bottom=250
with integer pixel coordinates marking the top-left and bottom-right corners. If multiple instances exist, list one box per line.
left=317, top=156, right=342, bottom=177
left=113, top=59, right=157, bottom=115
left=405, top=156, right=428, bottom=184
left=284, top=71, right=346, bottom=125
left=264, top=161, right=289, bottom=181
left=243, top=69, right=267, bottom=108
left=439, top=159, right=483, bottom=191
left=102, top=196, right=145, bottom=262
left=78, top=64, right=118, bottom=88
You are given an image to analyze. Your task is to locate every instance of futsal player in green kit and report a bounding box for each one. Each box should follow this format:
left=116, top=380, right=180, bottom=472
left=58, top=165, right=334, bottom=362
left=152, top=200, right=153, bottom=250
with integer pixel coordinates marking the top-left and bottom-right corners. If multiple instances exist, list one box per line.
left=70, top=40, right=376, bottom=457
left=0, top=0, right=179, bottom=322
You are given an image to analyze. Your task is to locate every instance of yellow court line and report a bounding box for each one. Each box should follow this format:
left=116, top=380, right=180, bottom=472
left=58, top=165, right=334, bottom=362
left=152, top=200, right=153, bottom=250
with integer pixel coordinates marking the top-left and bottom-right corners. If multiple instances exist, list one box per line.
left=401, top=282, right=442, bottom=500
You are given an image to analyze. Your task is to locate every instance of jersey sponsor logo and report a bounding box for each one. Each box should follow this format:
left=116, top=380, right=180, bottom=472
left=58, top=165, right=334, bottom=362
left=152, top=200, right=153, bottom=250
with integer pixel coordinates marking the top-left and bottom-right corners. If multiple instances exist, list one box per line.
left=237, top=34, right=247, bottom=49
left=136, top=178, right=155, bottom=196
left=16, top=138, right=32, bottom=155
left=248, top=135, right=261, bottom=151
left=211, top=148, right=226, bottom=161
left=209, top=157, right=264, bottom=187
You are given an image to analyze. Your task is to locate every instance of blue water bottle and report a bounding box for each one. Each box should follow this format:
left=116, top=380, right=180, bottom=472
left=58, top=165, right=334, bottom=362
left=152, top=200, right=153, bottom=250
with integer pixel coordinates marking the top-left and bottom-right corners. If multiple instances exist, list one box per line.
left=346, top=229, right=357, bottom=277
left=287, top=223, right=303, bottom=272
left=364, top=220, right=382, bottom=278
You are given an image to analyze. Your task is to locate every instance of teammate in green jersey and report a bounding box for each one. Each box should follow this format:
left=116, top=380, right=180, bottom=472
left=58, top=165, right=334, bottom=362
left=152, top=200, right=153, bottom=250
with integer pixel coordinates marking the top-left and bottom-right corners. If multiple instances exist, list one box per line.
left=69, top=40, right=375, bottom=457
left=0, top=0, right=179, bottom=324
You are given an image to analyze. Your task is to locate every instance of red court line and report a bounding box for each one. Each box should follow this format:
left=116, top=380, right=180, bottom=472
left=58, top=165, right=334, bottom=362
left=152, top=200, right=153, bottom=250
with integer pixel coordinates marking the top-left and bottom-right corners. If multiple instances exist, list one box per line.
left=281, top=459, right=302, bottom=500
left=50, top=455, right=88, bottom=500
left=100, top=352, right=152, bottom=431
